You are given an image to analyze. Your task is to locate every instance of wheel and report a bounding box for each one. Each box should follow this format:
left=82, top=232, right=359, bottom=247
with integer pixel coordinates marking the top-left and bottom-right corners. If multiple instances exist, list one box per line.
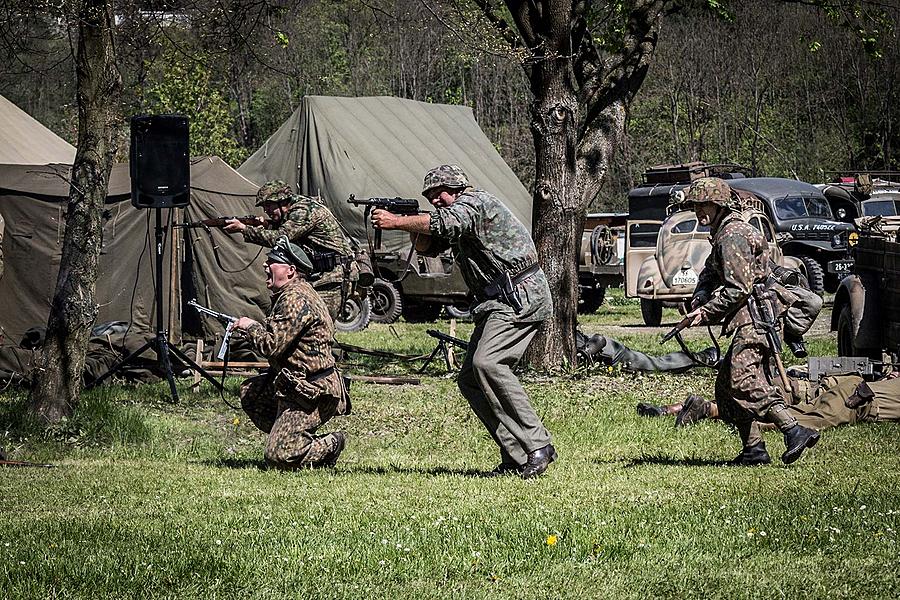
left=640, top=298, right=663, bottom=326
left=578, top=285, right=606, bottom=314
left=836, top=304, right=880, bottom=359
left=368, top=278, right=403, bottom=324
left=402, top=300, right=443, bottom=323
left=797, top=256, right=825, bottom=296
left=335, top=295, right=372, bottom=332
left=444, top=304, right=472, bottom=320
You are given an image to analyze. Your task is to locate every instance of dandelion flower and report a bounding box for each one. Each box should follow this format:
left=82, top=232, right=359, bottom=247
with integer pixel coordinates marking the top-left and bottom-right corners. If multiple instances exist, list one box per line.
left=546, top=534, right=558, bottom=546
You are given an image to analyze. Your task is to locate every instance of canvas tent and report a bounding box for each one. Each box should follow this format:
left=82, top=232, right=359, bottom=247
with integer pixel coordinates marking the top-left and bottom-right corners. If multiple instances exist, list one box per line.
left=0, top=156, right=268, bottom=375
left=239, top=96, right=533, bottom=253
left=0, top=95, right=77, bottom=165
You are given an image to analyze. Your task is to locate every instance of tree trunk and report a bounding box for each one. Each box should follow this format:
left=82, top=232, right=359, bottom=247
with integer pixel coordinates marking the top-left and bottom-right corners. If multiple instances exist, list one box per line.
left=30, top=0, right=121, bottom=423
left=523, top=64, right=583, bottom=369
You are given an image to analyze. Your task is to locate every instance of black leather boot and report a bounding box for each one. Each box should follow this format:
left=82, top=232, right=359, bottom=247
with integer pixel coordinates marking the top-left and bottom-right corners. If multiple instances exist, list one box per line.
left=784, top=334, right=808, bottom=359
left=781, top=425, right=820, bottom=464
left=730, top=442, right=771, bottom=466
left=522, top=444, right=557, bottom=479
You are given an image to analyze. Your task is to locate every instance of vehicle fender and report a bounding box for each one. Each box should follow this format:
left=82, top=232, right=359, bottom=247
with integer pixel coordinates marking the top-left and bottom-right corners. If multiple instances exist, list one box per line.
left=781, top=255, right=804, bottom=272
left=636, top=255, right=664, bottom=298
left=831, top=272, right=881, bottom=348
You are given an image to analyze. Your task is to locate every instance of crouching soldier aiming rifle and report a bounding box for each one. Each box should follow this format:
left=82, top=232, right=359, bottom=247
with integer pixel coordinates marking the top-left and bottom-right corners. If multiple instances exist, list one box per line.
left=667, top=177, right=821, bottom=466
left=233, top=237, right=350, bottom=469
left=224, top=180, right=368, bottom=321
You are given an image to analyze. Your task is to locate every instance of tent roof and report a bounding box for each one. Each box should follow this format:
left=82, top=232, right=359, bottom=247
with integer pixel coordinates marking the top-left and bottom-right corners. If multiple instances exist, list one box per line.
left=239, top=96, right=532, bottom=250
left=0, top=95, right=77, bottom=165
left=0, top=156, right=258, bottom=200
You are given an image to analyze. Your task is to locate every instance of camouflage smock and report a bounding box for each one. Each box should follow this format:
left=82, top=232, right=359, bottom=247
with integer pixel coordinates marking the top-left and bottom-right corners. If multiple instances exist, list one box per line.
left=425, top=189, right=552, bottom=322
left=243, top=277, right=342, bottom=400
left=242, top=195, right=353, bottom=288
left=694, top=212, right=796, bottom=334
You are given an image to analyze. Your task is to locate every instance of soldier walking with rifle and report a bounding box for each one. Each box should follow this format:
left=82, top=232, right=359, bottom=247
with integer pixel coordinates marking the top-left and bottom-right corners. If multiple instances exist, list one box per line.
left=671, top=177, right=821, bottom=465
left=371, top=164, right=556, bottom=479
left=223, top=180, right=361, bottom=321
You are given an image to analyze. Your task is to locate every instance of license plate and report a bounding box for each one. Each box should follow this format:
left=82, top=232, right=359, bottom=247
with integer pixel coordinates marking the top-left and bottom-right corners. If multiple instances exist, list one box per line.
left=672, top=269, right=698, bottom=286
left=828, top=260, right=854, bottom=274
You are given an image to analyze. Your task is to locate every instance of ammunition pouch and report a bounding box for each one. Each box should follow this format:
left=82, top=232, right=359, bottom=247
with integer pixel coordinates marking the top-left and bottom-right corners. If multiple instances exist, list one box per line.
left=310, top=251, right=341, bottom=275
left=483, top=263, right=539, bottom=314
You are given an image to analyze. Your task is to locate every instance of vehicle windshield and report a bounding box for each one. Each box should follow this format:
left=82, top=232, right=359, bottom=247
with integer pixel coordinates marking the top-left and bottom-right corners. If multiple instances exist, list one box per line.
left=862, top=196, right=900, bottom=217
left=774, top=195, right=833, bottom=220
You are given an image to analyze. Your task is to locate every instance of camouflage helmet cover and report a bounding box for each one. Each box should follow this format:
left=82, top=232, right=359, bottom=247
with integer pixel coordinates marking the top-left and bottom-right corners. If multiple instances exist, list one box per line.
left=256, top=180, right=294, bottom=207
left=422, top=164, right=470, bottom=197
left=266, top=236, right=313, bottom=273
left=684, top=177, right=733, bottom=208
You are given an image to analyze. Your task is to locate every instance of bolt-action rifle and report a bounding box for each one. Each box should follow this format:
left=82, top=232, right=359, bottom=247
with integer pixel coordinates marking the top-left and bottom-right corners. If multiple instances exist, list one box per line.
left=347, top=194, right=421, bottom=250
left=748, top=283, right=791, bottom=390
left=174, top=215, right=264, bottom=229
left=188, top=299, right=238, bottom=360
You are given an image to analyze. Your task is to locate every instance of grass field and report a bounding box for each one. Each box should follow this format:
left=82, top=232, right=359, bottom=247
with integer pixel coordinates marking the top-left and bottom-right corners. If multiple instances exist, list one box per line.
left=2, top=290, right=899, bottom=599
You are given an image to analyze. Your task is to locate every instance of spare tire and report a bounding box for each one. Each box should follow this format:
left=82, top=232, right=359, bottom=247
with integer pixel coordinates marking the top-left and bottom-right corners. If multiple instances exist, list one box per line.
left=797, top=256, right=825, bottom=296
left=335, top=296, right=372, bottom=332
left=369, top=278, right=403, bottom=324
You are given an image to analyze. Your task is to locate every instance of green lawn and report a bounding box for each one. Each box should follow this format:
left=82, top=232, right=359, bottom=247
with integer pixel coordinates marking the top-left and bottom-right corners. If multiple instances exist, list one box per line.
left=2, top=291, right=899, bottom=599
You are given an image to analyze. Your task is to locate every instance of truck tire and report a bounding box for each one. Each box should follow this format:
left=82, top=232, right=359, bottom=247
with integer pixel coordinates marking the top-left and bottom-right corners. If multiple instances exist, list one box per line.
left=640, top=298, right=663, bottom=327
left=798, top=256, right=825, bottom=296
left=836, top=304, right=880, bottom=359
left=335, top=296, right=372, bottom=332
left=578, top=286, right=607, bottom=314
left=402, top=300, right=443, bottom=323
left=369, top=278, right=403, bottom=324
left=444, top=304, right=472, bottom=320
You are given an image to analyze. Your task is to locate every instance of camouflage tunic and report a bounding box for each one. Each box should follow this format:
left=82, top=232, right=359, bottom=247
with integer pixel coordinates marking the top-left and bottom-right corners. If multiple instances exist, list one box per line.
left=425, top=189, right=552, bottom=322
left=425, top=188, right=553, bottom=465
left=239, top=277, right=347, bottom=468
left=698, top=212, right=798, bottom=443
left=242, top=195, right=354, bottom=316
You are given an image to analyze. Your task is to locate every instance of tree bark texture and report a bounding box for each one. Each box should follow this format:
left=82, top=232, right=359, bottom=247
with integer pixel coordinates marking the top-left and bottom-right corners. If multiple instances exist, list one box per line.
left=30, top=0, right=122, bottom=422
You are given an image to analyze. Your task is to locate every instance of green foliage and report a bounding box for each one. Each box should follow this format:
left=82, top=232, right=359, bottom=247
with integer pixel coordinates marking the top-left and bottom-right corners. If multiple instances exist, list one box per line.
left=147, top=51, right=247, bottom=166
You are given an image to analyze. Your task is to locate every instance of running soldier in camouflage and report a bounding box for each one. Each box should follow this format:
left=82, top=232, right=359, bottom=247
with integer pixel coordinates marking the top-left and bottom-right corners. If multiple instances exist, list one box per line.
left=678, top=177, right=821, bottom=465
left=233, top=237, right=349, bottom=469
left=371, top=164, right=556, bottom=479
left=225, top=180, right=357, bottom=320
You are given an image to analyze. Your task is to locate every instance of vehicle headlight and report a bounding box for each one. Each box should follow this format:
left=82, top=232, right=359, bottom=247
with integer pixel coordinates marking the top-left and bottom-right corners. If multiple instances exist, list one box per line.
left=831, top=232, right=848, bottom=249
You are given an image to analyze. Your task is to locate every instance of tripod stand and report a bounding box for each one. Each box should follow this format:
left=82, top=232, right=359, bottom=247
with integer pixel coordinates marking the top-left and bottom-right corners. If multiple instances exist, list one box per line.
left=89, top=208, right=222, bottom=402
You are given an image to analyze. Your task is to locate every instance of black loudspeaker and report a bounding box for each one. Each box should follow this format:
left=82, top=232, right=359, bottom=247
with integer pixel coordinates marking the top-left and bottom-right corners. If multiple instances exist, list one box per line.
left=130, top=114, right=190, bottom=209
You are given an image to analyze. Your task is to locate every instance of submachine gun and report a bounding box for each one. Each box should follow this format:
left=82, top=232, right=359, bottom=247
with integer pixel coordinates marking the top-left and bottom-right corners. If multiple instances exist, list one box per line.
left=188, top=299, right=238, bottom=360
left=347, top=195, right=421, bottom=250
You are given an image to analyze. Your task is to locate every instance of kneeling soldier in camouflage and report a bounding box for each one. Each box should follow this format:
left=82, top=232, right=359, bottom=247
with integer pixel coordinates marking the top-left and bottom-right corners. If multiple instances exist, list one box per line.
left=234, top=237, right=350, bottom=469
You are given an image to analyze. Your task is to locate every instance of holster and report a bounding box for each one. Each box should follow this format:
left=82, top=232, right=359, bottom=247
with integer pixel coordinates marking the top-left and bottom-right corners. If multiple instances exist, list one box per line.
left=482, top=264, right=539, bottom=314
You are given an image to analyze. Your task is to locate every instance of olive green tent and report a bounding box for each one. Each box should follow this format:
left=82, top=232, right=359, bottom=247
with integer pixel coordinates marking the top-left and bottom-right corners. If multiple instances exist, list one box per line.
left=0, top=157, right=268, bottom=375
left=0, top=94, right=76, bottom=165
left=238, top=95, right=533, bottom=252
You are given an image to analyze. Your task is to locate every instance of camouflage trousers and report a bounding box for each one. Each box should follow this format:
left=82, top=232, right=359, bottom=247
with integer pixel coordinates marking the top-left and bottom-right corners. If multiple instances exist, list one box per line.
left=457, top=310, right=552, bottom=465
left=240, top=372, right=343, bottom=469
left=715, top=324, right=797, bottom=448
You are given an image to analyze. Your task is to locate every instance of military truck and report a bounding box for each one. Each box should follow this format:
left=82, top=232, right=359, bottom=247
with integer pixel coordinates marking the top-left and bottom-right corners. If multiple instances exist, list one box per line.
left=818, top=173, right=900, bottom=224
left=727, top=178, right=853, bottom=294
left=831, top=215, right=900, bottom=360
left=578, top=212, right=627, bottom=313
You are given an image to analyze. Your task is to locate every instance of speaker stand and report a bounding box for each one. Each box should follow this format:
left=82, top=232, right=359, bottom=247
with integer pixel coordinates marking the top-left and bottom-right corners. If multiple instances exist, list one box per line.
left=88, top=208, right=222, bottom=402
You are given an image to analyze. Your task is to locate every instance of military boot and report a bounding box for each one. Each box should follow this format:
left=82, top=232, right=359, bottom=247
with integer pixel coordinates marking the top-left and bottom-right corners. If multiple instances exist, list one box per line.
left=784, top=333, right=808, bottom=359
left=675, top=394, right=711, bottom=427
left=522, top=444, right=557, bottom=479
left=781, top=425, right=820, bottom=465
left=636, top=402, right=667, bottom=417
left=730, top=442, right=771, bottom=466
left=319, top=431, right=347, bottom=468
